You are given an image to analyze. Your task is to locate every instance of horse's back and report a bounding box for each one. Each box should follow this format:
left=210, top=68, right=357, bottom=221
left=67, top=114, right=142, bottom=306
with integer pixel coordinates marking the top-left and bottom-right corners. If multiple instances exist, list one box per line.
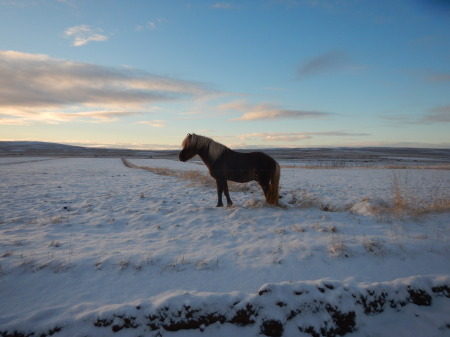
left=224, top=150, right=273, bottom=168
left=216, top=150, right=276, bottom=182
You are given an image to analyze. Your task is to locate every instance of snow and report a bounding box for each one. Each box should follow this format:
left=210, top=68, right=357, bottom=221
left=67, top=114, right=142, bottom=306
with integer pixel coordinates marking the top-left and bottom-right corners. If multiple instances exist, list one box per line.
left=0, top=157, right=449, bottom=336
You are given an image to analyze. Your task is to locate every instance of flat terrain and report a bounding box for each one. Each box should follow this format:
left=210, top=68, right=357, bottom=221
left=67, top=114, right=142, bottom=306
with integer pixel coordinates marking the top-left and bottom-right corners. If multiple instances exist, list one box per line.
left=0, top=142, right=449, bottom=336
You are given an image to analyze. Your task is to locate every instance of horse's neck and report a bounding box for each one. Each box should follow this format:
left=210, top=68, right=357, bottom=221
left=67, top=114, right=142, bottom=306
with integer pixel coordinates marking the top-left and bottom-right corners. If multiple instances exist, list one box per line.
left=196, top=142, right=213, bottom=168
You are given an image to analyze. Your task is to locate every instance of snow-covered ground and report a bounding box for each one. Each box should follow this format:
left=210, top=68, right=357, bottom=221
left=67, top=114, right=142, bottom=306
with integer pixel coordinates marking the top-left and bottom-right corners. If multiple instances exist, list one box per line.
left=0, top=157, right=449, bottom=336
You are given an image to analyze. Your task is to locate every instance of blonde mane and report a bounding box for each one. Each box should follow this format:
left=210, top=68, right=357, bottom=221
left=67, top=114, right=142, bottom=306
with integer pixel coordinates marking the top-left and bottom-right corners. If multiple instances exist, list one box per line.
left=182, top=134, right=227, bottom=162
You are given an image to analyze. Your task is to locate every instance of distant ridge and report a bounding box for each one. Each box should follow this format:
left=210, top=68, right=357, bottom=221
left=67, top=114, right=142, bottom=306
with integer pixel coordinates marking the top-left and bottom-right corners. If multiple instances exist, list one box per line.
left=0, top=141, right=174, bottom=159
left=1, top=141, right=449, bottom=166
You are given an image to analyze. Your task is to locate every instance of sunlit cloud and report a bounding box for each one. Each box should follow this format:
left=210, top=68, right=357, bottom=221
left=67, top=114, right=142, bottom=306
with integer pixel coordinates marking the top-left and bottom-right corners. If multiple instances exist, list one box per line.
left=236, top=109, right=330, bottom=121
left=64, top=25, right=108, bottom=46
left=0, top=50, right=213, bottom=124
left=238, top=133, right=310, bottom=142
left=0, top=108, right=140, bottom=125
left=220, top=100, right=331, bottom=121
left=138, top=120, right=167, bottom=128
left=0, top=116, right=30, bottom=126
left=238, top=131, right=369, bottom=143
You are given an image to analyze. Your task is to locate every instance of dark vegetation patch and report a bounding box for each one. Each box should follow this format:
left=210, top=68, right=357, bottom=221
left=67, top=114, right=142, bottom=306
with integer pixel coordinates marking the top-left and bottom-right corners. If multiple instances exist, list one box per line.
left=0, top=327, right=61, bottom=337
left=3, top=278, right=449, bottom=337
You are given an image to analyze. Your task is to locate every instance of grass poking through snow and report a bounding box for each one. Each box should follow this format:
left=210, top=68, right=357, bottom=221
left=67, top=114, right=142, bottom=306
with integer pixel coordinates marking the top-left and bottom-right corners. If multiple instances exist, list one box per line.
left=370, top=171, right=450, bottom=218
left=121, top=158, right=254, bottom=192
left=123, top=158, right=450, bottom=217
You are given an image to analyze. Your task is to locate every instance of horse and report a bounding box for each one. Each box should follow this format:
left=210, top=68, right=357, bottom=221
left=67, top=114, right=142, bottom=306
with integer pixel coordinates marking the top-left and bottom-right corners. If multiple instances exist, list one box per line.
left=179, top=133, right=280, bottom=207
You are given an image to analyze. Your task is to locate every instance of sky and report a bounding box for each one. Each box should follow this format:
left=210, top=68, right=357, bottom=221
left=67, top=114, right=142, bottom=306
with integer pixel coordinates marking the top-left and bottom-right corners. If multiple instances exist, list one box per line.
left=0, top=0, right=449, bottom=149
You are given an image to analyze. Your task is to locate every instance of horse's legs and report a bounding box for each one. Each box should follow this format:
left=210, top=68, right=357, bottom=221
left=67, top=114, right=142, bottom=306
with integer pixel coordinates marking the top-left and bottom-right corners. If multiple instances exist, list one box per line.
left=216, top=179, right=233, bottom=207
left=223, top=181, right=233, bottom=207
left=216, top=179, right=224, bottom=207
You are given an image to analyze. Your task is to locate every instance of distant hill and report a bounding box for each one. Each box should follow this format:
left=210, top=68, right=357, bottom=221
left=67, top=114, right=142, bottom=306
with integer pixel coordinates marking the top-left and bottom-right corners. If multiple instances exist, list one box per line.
left=0, top=141, right=449, bottom=167
left=0, top=141, right=177, bottom=159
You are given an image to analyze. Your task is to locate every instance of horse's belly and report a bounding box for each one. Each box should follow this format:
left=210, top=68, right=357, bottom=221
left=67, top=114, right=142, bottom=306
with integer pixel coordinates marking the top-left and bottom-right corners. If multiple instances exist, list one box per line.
left=227, top=170, right=255, bottom=183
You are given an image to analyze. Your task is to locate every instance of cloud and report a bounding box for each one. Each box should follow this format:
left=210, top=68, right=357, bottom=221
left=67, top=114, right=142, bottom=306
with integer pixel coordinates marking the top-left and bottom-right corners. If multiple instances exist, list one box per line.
left=212, top=3, right=232, bottom=9
left=0, top=50, right=212, bottom=124
left=136, top=18, right=167, bottom=32
left=238, top=131, right=369, bottom=143
left=236, top=109, right=330, bottom=121
left=64, top=25, right=108, bottom=46
left=406, top=68, right=450, bottom=83
left=425, top=71, right=450, bottom=83
left=138, top=120, right=167, bottom=128
left=424, top=105, right=450, bottom=123
left=0, top=108, right=142, bottom=125
left=383, top=105, right=450, bottom=125
left=220, top=100, right=331, bottom=121
left=297, top=50, right=354, bottom=79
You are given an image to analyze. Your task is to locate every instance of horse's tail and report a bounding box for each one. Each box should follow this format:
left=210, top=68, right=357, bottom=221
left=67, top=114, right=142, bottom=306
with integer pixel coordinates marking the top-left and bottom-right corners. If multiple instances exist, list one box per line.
left=267, top=161, right=280, bottom=206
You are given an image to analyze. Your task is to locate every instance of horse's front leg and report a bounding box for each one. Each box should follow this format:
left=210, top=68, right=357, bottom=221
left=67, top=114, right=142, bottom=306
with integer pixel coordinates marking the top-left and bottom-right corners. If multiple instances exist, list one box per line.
left=223, top=181, right=233, bottom=207
left=216, top=179, right=233, bottom=207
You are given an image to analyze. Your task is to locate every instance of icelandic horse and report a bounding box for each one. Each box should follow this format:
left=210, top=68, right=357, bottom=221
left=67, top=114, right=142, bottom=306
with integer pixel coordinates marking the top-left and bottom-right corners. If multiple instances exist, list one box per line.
left=179, top=134, right=280, bottom=207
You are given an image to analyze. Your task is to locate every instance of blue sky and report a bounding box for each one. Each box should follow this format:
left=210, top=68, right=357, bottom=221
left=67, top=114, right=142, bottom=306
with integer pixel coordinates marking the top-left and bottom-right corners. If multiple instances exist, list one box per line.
left=0, top=0, right=449, bottom=149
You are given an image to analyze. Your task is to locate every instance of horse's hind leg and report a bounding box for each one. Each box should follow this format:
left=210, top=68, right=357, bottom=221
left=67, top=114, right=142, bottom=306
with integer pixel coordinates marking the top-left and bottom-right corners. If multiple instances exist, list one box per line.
left=257, top=178, right=270, bottom=202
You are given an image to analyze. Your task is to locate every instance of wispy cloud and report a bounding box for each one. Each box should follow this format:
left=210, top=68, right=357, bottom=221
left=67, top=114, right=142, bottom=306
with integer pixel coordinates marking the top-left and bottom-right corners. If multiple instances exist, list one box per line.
left=64, top=25, right=108, bottom=46
left=405, top=67, right=450, bottom=83
left=297, top=50, right=361, bottom=79
left=236, top=109, right=330, bottom=121
left=220, top=100, right=331, bottom=121
left=212, top=3, right=232, bottom=9
left=0, top=50, right=213, bottom=125
left=424, top=105, right=450, bottom=123
left=136, top=18, right=167, bottom=31
left=138, top=120, right=167, bottom=128
left=424, top=71, right=450, bottom=83
left=382, top=105, right=450, bottom=125
left=238, top=131, right=369, bottom=143
left=0, top=109, right=140, bottom=125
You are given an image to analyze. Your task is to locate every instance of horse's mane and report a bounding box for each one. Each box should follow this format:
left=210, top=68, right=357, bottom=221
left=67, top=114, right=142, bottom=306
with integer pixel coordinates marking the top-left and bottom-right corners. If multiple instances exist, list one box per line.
left=182, top=134, right=228, bottom=162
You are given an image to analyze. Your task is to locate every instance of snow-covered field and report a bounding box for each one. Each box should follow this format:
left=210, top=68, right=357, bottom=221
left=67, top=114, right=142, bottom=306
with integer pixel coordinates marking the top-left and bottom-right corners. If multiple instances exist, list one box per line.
left=0, top=156, right=449, bottom=337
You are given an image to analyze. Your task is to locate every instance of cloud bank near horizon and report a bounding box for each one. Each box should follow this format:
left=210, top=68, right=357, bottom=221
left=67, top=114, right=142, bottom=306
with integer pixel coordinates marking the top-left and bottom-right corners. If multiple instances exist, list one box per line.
left=0, top=50, right=212, bottom=125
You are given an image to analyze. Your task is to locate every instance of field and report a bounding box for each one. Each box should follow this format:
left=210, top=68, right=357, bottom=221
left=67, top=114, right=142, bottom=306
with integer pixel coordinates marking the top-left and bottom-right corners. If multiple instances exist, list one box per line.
left=0, top=145, right=450, bottom=337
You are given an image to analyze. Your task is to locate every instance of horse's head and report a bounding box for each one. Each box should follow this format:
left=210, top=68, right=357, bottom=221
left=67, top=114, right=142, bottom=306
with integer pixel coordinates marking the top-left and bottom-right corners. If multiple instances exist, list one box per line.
left=179, top=133, right=197, bottom=162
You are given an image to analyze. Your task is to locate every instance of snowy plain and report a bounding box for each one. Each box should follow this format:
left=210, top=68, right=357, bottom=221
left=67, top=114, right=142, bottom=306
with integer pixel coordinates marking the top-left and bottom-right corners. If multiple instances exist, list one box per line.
left=0, top=155, right=449, bottom=337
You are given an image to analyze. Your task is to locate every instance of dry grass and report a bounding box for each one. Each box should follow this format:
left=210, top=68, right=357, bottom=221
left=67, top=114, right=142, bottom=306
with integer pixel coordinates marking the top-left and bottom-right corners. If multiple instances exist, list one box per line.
left=285, top=189, right=320, bottom=208
left=328, top=232, right=349, bottom=258
left=121, top=158, right=253, bottom=192
left=371, top=171, right=450, bottom=218
left=123, top=159, right=450, bottom=216
left=282, top=163, right=450, bottom=170
left=363, top=239, right=386, bottom=257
